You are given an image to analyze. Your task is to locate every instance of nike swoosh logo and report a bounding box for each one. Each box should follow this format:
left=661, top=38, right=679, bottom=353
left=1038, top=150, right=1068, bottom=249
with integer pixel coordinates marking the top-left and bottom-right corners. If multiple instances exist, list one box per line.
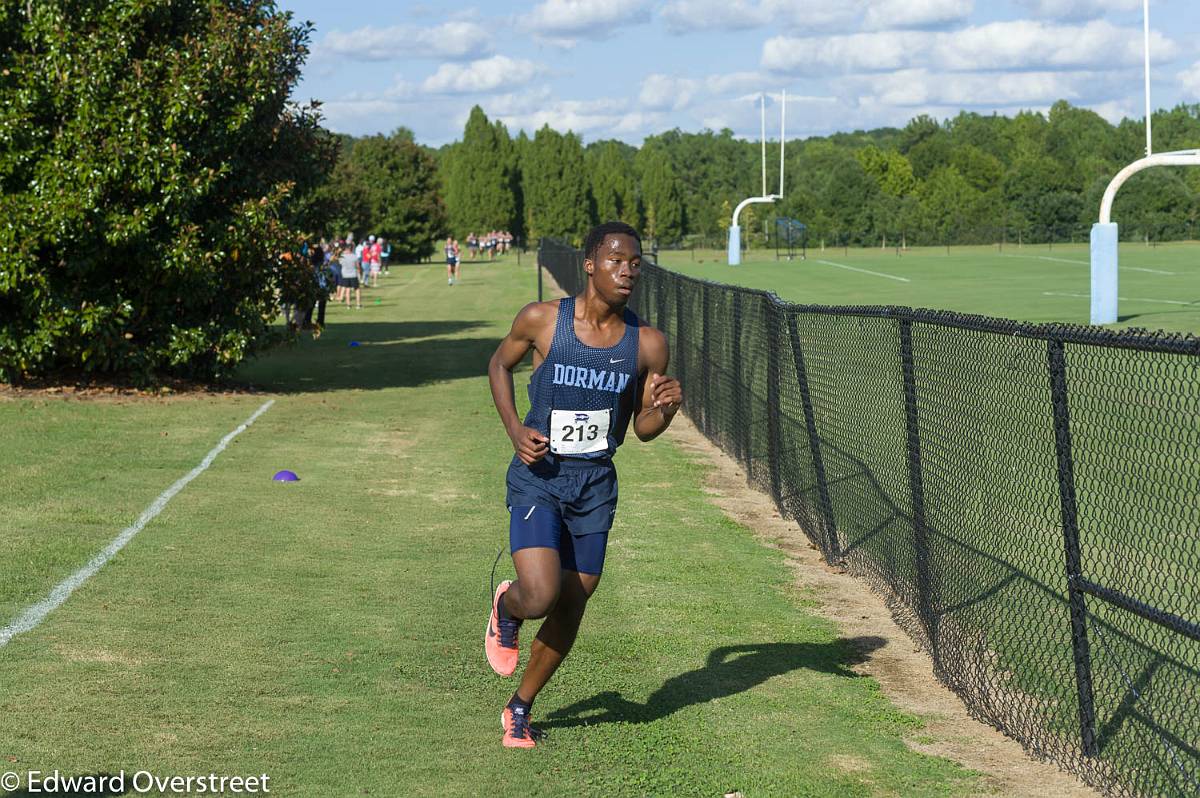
left=609, top=358, right=625, bottom=364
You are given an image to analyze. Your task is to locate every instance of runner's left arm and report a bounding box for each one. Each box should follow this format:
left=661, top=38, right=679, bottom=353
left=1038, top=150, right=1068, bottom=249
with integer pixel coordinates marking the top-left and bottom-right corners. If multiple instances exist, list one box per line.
left=633, top=327, right=682, bottom=442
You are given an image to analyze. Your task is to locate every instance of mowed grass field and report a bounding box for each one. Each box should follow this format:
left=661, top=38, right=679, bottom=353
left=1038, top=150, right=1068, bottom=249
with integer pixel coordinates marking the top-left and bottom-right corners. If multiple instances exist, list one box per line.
left=0, top=258, right=990, bottom=796
left=656, top=242, right=1200, bottom=334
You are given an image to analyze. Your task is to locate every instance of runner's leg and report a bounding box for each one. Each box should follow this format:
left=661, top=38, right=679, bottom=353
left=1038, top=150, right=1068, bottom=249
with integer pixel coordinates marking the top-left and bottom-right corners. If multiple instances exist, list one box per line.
left=503, top=546, right=562, bottom=621
left=513, top=569, right=599, bottom=703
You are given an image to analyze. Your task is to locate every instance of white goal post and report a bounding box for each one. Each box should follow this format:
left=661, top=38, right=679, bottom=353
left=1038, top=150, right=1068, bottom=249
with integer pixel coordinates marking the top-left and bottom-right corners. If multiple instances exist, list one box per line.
left=1090, top=150, right=1200, bottom=324
left=1089, top=0, right=1200, bottom=324
left=728, top=91, right=786, bottom=266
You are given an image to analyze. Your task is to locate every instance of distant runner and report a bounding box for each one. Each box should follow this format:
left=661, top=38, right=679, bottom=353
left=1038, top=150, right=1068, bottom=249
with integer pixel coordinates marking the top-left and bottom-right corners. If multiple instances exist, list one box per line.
left=484, top=221, right=683, bottom=747
left=446, top=236, right=460, bottom=285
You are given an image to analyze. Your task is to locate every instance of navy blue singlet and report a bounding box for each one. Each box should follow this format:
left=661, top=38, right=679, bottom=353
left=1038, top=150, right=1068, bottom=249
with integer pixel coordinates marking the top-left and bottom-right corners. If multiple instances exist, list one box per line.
left=522, top=296, right=640, bottom=459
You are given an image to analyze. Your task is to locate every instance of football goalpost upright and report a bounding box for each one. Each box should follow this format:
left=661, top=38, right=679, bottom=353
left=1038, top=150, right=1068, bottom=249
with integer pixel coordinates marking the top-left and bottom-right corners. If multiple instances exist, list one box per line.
left=728, top=91, right=786, bottom=266
left=1089, top=0, right=1200, bottom=324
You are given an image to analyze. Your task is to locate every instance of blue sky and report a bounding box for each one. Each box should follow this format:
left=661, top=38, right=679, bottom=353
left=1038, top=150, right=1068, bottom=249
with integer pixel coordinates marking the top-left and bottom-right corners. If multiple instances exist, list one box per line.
left=279, top=0, right=1200, bottom=147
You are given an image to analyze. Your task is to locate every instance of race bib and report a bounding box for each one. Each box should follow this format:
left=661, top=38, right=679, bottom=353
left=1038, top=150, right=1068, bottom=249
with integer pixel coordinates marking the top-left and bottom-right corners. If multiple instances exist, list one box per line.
left=550, top=409, right=610, bottom=455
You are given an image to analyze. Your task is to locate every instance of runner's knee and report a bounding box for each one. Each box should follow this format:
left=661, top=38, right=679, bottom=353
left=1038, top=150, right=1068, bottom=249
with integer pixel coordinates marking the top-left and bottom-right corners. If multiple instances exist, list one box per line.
left=518, top=580, right=560, bottom=619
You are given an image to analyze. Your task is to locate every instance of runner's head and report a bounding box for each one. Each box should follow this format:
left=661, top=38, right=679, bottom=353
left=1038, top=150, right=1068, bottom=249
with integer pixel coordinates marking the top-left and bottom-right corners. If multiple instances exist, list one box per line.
left=583, top=222, right=642, bottom=305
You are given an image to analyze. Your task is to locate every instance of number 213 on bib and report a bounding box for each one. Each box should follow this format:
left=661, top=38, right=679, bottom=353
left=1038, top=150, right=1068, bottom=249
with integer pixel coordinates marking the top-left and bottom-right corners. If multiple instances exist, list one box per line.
left=550, top=409, right=610, bottom=455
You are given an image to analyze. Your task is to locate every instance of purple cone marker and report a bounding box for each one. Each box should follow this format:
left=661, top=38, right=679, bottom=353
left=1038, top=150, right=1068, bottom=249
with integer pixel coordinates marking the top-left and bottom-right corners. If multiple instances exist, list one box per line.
left=273, top=470, right=300, bottom=482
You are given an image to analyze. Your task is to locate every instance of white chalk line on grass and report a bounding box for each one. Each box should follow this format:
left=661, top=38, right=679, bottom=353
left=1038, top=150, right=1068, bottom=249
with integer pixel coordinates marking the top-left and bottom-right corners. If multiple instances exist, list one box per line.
left=1002, top=253, right=1176, bottom=275
left=1042, top=292, right=1195, bottom=306
left=813, top=259, right=910, bottom=283
left=0, top=399, right=276, bottom=649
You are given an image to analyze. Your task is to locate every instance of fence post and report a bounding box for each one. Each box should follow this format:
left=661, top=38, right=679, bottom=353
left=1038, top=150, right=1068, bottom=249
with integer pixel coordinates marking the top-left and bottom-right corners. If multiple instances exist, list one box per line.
left=731, top=295, right=748, bottom=471
left=675, top=277, right=687, bottom=394
left=536, top=238, right=543, bottom=302
left=765, top=297, right=782, bottom=504
left=701, top=283, right=712, bottom=434
left=787, top=311, right=840, bottom=563
left=656, top=272, right=668, bottom=355
left=1047, top=338, right=1099, bottom=758
left=899, top=314, right=939, bottom=662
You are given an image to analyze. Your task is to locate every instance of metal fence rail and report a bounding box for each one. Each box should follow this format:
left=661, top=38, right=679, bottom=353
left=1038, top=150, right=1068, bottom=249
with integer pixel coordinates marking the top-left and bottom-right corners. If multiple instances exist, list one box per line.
left=539, top=238, right=1200, bottom=798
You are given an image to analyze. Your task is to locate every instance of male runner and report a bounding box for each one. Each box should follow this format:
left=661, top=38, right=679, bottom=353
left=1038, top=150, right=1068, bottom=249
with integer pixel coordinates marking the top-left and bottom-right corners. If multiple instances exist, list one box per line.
left=446, top=236, right=459, bottom=285
left=485, top=221, right=682, bottom=748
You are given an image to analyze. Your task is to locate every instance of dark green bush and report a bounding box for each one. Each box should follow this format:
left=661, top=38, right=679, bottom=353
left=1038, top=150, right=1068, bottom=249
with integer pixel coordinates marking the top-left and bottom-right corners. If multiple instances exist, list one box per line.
left=0, top=0, right=335, bottom=383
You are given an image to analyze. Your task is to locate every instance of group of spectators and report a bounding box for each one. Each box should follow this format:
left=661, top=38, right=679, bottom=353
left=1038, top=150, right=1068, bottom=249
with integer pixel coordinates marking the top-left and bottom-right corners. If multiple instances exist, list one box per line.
left=295, top=229, right=518, bottom=328
left=301, top=233, right=392, bottom=326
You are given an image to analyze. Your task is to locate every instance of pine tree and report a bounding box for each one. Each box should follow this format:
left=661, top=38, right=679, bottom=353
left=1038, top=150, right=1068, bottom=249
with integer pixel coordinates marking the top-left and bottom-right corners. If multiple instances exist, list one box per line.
left=444, top=106, right=517, bottom=238
left=636, top=145, right=684, bottom=245
left=523, top=126, right=591, bottom=243
left=587, top=140, right=639, bottom=228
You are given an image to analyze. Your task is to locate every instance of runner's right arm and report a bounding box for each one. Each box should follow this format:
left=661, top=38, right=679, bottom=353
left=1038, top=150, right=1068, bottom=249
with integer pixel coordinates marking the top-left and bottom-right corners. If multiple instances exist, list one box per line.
left=489, top=302, right=552, bottom=464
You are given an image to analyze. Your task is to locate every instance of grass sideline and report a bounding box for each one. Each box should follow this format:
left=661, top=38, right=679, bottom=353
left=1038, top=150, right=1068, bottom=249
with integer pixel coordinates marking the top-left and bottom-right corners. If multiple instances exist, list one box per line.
left=0, top=257, right=984, bottom=796
left=656, top=242, right=1200, bottom=334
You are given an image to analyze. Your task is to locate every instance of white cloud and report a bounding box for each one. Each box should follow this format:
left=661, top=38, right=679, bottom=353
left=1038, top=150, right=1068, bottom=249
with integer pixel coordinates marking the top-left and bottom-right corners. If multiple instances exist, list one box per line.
left=700, top=114, right=735, bottom=130
left=937, top=20, right=1177, bottom=71
left=526, top=0, right=653, bottom=37
left=320, top=99, right=407, bottom=132
left=319, top=21, right=492, bottom=61
left=640, top=75, right=698, bottom=110
left=862, top=68, right=1096, bottom=106
left=1015, top=0, right=1141, bottom=21
left=762, top=0, right=872, bottom=30
left=1179, top=61, right=1200, bottom=98
left=763, top=31, right=927, bottom=75
left=862, top=0, right=973, bottom=31
left=421, top=55, right=543, bottom=94
left=383, top=78, right=417, bottom=100
left=764, top=20, right=1178, bottom=76
left=502, top=103, right=663, bottom=138
left=638, top=71, right=764, bottom=111
left=661, top=0, right=969, bottom=34
left=660, top=0, right=767, bottom=34
left=710, top=72, right=767, bottom=94
left=1089, top=99, right=1138, bottom=124
left=476, top=88, right=663, bottom=138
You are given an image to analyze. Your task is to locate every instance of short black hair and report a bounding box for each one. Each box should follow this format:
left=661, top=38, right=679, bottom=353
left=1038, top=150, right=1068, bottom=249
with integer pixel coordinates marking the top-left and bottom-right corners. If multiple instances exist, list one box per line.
left=583, top=221, right=641, bottom=264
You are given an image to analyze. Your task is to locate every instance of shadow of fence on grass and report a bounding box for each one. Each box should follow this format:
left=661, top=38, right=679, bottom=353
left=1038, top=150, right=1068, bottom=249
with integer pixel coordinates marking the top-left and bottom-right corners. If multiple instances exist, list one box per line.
left=541, top=637, right=885, bottom=730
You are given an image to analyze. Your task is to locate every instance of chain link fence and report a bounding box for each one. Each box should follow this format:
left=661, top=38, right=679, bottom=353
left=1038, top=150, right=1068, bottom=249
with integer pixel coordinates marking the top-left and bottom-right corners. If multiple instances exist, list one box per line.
left=539, top=238, right=1200, bottom=797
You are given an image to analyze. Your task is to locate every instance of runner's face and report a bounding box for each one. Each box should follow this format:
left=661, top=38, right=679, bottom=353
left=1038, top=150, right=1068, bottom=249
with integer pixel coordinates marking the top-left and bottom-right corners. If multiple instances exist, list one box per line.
left=587, top=234, right=641, bottom=302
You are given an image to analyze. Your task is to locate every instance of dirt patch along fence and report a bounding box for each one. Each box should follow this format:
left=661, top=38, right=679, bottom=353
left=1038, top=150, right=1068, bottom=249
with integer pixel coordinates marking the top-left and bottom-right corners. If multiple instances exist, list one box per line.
left=540, top=238, right=1200, bottom=798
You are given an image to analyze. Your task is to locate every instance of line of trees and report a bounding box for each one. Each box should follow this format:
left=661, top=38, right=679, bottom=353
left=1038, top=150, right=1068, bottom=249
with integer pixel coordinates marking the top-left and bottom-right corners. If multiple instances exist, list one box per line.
left=421, top=101, right=1200, bottom=251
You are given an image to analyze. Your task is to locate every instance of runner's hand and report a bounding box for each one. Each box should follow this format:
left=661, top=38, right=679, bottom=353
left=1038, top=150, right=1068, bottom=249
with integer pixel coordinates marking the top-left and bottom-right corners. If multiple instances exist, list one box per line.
left=650, top=373, right=682, bottom=415
left=509, top=424, right=549, bottom=464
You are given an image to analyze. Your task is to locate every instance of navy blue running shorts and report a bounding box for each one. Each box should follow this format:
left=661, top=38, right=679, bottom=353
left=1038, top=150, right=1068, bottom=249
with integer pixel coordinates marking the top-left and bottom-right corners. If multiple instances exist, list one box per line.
left=506, top=455, right=617, bottom=575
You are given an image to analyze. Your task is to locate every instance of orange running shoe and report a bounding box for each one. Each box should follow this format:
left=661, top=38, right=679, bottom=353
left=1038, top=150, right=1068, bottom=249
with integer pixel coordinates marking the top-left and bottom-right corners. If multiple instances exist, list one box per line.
left=485, top=580, right=520, bottom=676
left=501, top=704, right=545, bottom=748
